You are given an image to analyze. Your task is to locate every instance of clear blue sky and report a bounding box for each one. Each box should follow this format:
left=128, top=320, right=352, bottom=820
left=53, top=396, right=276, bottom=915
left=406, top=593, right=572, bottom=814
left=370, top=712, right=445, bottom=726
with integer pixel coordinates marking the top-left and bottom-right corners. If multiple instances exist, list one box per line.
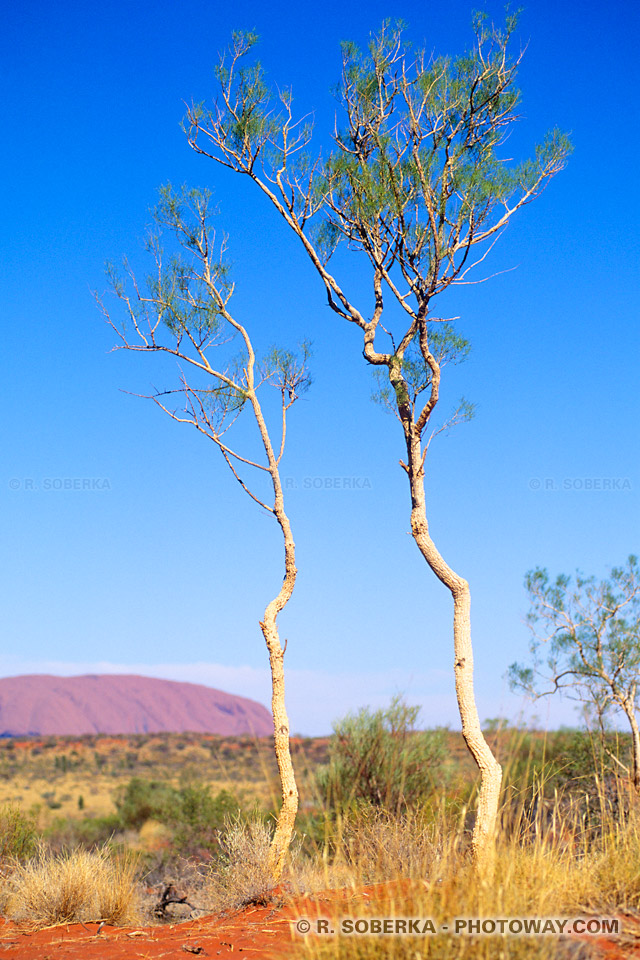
left=1, top=0, right=638, bottom=734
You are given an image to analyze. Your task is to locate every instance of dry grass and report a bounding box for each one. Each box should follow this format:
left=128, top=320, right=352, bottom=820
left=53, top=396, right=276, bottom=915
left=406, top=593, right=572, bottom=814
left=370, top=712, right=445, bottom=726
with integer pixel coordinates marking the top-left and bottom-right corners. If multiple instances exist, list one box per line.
left=203, top=815, right=280, bottom=912
left=290, top=780, right=640, bottom=960
left=338, top=807, right=446, bottom=884
left=1, top=845, right=142, bottom=927
left=1, top=728, right=639, bottom=960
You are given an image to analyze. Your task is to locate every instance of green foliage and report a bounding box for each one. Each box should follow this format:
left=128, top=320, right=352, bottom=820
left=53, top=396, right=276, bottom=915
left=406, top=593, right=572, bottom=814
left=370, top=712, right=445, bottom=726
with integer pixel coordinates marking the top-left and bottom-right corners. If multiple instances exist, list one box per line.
left=145, top=183, right=232, bottom=341
left=195, top=352, right=250, bottom=422
left=318, top=697, right=447, bottom=815
left=263, top=340, right=313, bottom=399
left=44, top=813, right=123, bottom=853
left=509, top=556, right=640, bottom=723
left=116, top=777, right=178, bottom=829
left=192, top=13, right=569, bottom=302
left=187, top=14, right=570, bottom=464
left=373, top=323, right=473, bottom=421
left=0, top=804, right=38, bottom=861
left=102, top=178, right=312, bottom=446
left=404, top=326, right=470, bottom=399
left=503, top=729, right=608, bottom=796
left=115, top=777, right=243, bottom=857
left=312, top=16, right=571, bottom=284
left=171, top=784, right=241, bottom=856
left=213, top=32, right=278, bottom=162
left=104, top=183, right=232, bottom=357
left=497, top=728, right=633, bottom=841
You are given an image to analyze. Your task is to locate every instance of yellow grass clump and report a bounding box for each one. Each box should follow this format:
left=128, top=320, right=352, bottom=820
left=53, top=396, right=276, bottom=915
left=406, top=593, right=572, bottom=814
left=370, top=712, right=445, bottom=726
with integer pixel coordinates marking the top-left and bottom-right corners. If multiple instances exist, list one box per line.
left=291, top=784, right=640, bottom=959
left=1, top=844, right=142, bottom=928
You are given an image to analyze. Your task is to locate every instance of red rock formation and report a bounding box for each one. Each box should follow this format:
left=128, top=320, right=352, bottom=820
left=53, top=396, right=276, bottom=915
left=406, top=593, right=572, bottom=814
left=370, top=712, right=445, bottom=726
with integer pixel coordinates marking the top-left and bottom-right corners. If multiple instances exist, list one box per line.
left=0, top=674, right=272, bottom=737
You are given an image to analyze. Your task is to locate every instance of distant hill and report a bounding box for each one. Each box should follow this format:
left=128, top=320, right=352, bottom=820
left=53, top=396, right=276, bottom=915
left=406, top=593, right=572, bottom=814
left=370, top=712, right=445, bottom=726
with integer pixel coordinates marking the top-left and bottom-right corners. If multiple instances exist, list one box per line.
left=0, top=674, right=273, bottom=737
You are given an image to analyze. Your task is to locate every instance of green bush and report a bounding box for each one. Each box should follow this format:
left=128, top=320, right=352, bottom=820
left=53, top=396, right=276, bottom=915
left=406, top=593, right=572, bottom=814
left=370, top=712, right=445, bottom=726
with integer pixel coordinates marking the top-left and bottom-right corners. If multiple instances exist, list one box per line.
left=495, top=727, right=633, bottom=843
left=503, top=728, right=624, bottom=796
left=116, top=778, right=178, bottom=829
left=44, top=813, right=124, bottom=852
left=172, top=785, right=241, bottom=856
left=0, top=804, right=38, bottom=861
left=115, top=777, right=243, bottom=857
left=318, top=696, right=447, bottom=815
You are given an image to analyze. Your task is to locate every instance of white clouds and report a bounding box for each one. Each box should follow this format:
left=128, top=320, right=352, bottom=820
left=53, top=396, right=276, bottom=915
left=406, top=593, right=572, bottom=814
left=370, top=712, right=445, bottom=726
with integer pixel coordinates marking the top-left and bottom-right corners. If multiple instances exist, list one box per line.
left=0, top=654, right=579, bottom=735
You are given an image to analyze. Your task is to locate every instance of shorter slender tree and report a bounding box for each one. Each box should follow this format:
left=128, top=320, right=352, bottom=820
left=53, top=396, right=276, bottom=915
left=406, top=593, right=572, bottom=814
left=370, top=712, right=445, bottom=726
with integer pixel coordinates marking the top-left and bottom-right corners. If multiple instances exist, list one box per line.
left=509, top=556, right=640, bottom=791
left=97, top=184, right=310, bottom=877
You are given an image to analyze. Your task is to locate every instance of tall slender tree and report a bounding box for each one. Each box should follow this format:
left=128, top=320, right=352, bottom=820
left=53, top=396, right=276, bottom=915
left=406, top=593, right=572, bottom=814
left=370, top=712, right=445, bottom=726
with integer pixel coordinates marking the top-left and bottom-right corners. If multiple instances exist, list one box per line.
left=97, top=185, right=310, bottom=877
left=184, top=15, right=571, bottom=862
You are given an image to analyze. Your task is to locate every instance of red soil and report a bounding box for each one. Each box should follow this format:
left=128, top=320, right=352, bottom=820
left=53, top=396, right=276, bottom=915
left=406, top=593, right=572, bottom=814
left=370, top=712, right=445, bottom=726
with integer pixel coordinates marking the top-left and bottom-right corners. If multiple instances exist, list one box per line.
left=0, top=883, right=636, bottom=960
left=0, top=887, right=335, bottom=960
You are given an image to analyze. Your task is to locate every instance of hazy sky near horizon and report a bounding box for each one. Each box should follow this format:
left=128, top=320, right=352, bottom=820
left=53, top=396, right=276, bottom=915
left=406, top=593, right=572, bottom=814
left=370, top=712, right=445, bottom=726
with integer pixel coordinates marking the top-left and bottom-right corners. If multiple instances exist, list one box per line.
left=1, top=0, right=638, bottom=735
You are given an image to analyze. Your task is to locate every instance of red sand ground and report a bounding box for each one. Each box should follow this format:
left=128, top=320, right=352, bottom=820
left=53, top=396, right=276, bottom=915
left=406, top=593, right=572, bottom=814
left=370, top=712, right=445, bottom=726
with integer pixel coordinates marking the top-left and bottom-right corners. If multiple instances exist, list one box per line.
left=0, top=888, right=327, bottom=960
left=1, top=883, right=639, bottom=960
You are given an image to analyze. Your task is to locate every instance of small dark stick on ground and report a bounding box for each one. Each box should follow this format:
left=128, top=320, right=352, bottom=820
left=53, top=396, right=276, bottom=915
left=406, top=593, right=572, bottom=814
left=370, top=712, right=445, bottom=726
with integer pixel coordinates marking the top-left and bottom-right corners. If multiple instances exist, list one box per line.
left=155, top=884, right=196, bottom=920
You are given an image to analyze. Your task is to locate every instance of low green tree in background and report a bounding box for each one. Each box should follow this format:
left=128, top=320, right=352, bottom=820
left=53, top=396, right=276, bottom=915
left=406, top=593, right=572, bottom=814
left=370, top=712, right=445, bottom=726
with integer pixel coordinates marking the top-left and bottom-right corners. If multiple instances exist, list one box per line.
left=510, top=556, right=640, bottom=790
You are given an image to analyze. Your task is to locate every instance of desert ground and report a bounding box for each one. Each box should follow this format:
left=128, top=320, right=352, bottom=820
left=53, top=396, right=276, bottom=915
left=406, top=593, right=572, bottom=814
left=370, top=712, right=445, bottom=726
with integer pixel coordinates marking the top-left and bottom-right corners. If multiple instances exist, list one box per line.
left=1, top=725, right=640, bottom=959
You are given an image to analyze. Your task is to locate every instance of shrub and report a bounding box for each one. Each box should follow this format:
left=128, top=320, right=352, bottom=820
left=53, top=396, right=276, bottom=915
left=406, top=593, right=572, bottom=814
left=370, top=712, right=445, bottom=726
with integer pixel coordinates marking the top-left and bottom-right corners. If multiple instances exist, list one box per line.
left=499, top=728, right=631, bottom=842
left=116, top=777, right=243, bottom=857
left=1, top=845, right=141, bottom=927
left=116, top=777, right=178, bottom=829
left=44, top=813, right=123, bottom=853
left=504, top=729, right=607, bottom=792
left=172, top=785, right=240, bottom=857
left=0, top=804, right=38, bottom=862
left=205, top=815, right=277, bottom=910
left=318, top=696, right=447, bottom=815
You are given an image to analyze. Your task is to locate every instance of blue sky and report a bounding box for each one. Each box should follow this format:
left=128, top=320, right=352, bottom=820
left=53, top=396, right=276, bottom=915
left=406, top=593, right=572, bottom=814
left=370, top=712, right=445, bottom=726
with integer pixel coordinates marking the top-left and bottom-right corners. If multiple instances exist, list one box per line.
left=1, top=0, right=638, bottom=735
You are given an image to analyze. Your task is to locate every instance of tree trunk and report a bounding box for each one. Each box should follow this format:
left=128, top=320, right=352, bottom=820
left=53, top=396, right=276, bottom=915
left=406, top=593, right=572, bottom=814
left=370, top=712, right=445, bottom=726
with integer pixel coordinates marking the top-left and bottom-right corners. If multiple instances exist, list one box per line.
left=622, top=700, right=640, bottom=793
left=407, top=434, right=502, bottom=865
left=250, top=392, right=299, bottom=880
left=260, top=616, right=299, bottom=878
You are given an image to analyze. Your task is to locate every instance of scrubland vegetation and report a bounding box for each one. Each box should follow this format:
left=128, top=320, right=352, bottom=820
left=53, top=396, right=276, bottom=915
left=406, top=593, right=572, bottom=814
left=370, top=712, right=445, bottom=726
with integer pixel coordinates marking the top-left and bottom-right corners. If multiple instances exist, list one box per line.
left=0, top=702, right=639, bottom=959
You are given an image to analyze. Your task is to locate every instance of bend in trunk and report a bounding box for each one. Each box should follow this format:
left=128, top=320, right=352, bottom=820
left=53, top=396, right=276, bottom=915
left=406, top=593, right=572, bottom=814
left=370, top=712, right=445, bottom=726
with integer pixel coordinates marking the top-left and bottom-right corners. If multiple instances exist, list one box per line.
left=407, top=431, right=502, bottom=865
left=249, top=389, right=300, bottom=878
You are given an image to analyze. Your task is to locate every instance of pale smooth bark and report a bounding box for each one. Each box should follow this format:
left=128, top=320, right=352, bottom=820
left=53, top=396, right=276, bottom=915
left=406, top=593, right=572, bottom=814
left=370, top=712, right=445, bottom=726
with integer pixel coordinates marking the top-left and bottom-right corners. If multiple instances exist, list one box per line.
left=249, top=392, right=300, bottom=878
left=405, top=420, right=502, bottom=863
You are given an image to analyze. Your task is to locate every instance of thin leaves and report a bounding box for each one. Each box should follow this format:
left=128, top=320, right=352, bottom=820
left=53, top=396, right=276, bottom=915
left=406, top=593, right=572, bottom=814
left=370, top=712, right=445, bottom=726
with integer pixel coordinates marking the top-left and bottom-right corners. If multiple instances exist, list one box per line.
left=510, top=557, right=640, bottom=718
left=98, top=182, right=311, bottom=510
